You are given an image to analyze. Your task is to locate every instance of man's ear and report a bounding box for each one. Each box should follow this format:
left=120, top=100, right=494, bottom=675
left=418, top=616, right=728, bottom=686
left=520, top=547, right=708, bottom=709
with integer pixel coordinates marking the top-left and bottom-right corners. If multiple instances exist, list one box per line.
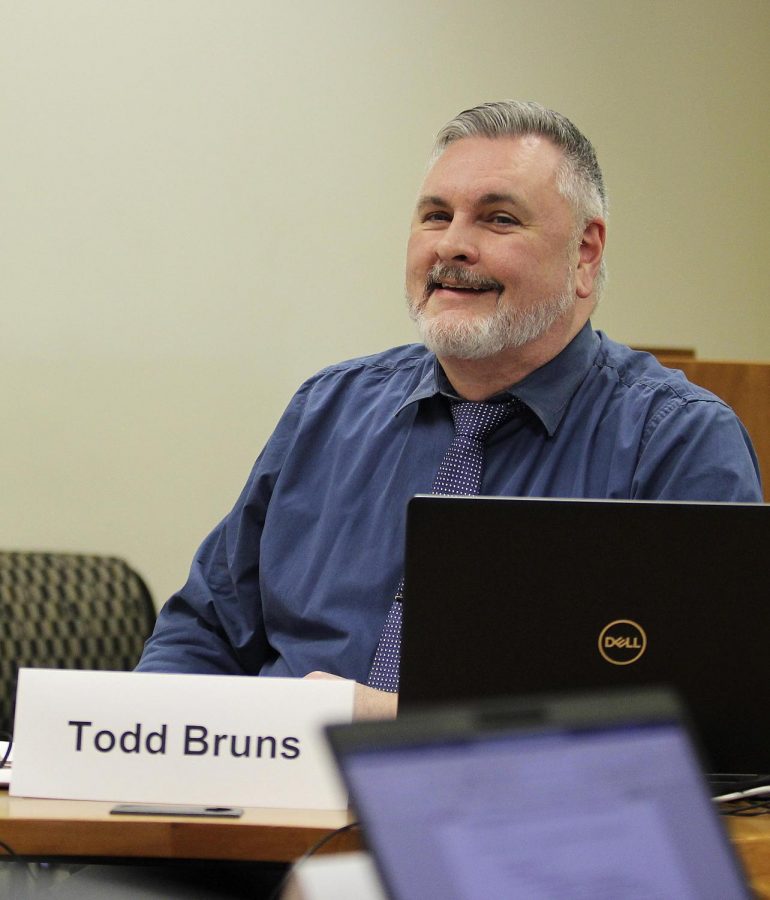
left=575, top=219, right=606, bottom=299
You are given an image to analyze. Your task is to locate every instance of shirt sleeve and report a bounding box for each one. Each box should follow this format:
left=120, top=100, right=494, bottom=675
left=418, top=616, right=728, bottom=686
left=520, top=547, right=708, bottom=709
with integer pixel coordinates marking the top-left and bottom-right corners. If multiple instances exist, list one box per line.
left=631, top=395, right=763, bottom=502
left=136, top=379, right=314, bottom=675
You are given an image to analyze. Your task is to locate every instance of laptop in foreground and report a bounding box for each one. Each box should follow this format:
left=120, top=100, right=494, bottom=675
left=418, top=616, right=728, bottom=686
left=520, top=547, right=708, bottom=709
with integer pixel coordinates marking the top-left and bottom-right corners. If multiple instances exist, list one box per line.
left=398, top=496, right=770, bottom=783
left=327, top=688, right=749, bottom=900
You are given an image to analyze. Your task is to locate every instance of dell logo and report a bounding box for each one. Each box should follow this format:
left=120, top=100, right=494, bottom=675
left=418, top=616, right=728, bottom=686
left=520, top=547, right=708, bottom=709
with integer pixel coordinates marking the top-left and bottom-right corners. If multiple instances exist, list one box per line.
left=603, top=636, right=642, bottom=649
left=598, top=620, right=647, bottom=665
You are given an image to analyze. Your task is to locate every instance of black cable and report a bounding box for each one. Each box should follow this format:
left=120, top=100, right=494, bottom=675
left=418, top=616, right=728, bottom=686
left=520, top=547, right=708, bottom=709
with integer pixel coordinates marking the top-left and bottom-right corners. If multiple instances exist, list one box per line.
left=0, top=838, right=19, bottom=858
left=2, top=761, right=39, bottom=886
left=0, top=836, right=40, bottom=894
left=0, top=731, right=11, bottom=770
left=1, top=735, right=18, bottom=863
left=263, top=821, right=360, bottom=900
left=719, top=798, right=770, bottom=816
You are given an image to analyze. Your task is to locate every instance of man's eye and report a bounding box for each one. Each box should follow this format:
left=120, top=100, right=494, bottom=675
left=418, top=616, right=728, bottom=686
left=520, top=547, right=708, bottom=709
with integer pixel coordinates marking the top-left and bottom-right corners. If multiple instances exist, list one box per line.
left=490, top=213, right=519, bottom=225
left=424, top=211, right=451, bottom=222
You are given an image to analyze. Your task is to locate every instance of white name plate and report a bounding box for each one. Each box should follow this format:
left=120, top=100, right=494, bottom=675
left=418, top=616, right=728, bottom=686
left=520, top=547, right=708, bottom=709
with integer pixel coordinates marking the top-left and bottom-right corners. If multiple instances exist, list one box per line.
left=11, top=668, right=354, bottom=810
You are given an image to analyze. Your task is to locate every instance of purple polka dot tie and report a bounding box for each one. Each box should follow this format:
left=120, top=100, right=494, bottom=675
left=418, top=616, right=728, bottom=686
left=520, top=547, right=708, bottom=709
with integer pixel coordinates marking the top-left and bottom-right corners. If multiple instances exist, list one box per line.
left=366, top=398, right=522, bottom=693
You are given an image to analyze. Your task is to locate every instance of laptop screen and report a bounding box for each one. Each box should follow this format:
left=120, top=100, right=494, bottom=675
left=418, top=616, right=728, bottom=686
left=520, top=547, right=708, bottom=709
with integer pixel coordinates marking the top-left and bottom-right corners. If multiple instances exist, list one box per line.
left=330, top=695, right=748, bottom=900
left=399, top=496, right=770, bottom=779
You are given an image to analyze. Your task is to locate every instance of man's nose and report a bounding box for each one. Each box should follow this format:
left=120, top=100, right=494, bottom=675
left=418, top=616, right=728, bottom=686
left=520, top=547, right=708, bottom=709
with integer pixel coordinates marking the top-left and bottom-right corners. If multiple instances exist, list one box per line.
left=434, top=221, right=480, bottom=264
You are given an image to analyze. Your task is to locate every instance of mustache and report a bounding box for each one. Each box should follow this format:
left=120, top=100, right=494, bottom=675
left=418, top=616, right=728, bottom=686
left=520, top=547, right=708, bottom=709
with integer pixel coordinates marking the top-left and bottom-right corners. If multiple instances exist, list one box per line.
left=425, top=262, right=504, bottom=295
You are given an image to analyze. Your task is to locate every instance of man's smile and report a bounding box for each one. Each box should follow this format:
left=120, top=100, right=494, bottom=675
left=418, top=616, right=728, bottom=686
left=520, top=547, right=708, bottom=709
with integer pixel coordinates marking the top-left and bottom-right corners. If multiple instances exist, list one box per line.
left=424, top=263, right=503, bottom=302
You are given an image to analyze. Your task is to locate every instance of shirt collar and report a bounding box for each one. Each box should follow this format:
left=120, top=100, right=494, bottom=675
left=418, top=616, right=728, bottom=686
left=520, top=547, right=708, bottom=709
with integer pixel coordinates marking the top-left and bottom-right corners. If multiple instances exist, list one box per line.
left=508, top=321, right=599, bottom=435
left=395, top=359, right=443, bottom=414
left=395, top=321, right=599, bottom=437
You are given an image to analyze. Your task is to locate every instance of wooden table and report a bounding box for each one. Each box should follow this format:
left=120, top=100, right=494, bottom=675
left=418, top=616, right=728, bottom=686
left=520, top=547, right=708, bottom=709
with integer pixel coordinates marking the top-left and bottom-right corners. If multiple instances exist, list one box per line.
left=3, top=790, right=770, bottom=896
left=0, top=789, right=359, bottom=863
left=728, top=813, right=770, bottom=898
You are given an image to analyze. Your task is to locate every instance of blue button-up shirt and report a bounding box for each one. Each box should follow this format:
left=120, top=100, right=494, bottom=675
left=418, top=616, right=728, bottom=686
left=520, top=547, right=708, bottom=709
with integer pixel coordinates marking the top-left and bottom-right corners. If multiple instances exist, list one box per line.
left=137, top=324, right=762, bottom=679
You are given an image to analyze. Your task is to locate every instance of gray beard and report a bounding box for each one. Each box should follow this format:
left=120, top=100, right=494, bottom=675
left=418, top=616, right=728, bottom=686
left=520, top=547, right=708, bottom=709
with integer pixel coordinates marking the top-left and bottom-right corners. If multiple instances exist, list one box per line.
left=407, top=286, right=575, bottom=360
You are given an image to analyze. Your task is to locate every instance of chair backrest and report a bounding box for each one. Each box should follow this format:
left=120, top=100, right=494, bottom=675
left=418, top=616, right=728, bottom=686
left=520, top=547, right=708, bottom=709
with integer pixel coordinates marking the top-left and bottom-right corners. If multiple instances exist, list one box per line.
left=0, top=552, right=157, bottom=735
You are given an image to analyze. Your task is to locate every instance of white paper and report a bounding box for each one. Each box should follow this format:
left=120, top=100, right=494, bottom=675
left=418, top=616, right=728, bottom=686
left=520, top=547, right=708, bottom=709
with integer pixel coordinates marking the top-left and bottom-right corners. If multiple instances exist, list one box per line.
left=11, top=669, right=354, bottom=809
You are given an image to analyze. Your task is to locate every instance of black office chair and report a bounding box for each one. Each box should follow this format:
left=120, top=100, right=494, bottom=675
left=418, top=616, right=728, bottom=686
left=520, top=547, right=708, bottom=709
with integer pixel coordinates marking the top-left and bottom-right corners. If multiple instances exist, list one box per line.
left=0, top=551, right=157, bottom=736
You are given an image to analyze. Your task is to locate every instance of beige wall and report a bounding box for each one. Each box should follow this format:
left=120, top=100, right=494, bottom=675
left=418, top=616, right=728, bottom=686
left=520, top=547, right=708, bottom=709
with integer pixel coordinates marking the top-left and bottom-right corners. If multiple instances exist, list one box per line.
left=2, top=0, right=769, bottom=607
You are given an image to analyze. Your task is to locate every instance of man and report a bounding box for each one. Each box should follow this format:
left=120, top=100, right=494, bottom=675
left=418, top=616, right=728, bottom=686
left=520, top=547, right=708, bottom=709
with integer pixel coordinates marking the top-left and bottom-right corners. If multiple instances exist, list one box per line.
left=137, top=101, right=762, bottom=718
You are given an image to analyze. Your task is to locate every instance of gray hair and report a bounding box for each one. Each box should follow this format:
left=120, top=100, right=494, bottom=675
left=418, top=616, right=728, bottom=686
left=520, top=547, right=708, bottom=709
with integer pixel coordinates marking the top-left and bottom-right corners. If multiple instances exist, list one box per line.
left=431, top=100, right=608, bottom=297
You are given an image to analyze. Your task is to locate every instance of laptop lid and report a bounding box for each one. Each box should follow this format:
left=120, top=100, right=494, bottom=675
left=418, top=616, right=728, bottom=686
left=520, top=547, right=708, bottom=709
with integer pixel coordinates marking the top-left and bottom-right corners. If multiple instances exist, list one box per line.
left=398, top=496, right=770, bottom=779
left=327, top=689, right=749, bottom=900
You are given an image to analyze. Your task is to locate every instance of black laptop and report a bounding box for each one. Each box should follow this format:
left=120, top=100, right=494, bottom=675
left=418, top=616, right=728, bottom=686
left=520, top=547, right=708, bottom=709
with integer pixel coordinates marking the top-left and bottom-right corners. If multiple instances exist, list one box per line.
left=398, top=496, right=770, bottom=783
left=327, top=688, right=750, bottom=900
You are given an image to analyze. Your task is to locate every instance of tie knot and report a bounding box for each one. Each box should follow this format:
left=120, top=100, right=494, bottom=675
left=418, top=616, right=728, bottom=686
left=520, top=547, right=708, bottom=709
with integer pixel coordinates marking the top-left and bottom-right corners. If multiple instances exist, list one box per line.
left=450, top=399, right=520, bottom=443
